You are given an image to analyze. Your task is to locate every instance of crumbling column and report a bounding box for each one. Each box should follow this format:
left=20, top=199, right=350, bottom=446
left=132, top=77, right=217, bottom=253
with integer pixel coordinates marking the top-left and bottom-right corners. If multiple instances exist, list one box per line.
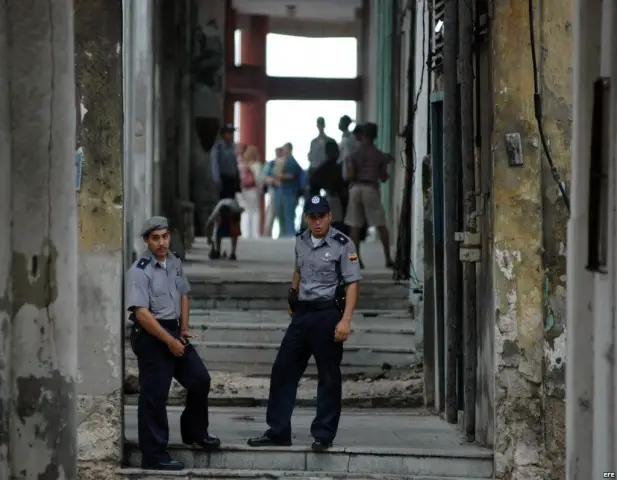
left=74, top=0, right=124, bottom=477
left=5, top=0, right=78, bottom=477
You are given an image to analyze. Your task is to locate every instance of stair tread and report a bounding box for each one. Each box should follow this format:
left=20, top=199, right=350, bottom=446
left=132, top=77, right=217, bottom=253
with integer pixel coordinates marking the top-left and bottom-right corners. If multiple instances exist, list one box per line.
left=125, top=322, right=415, bottom=334
left=123, top=441, right=492, bottom=458
left=177, top=341, right=417, bottom=353
left=120, top=467, right=492, bottom=479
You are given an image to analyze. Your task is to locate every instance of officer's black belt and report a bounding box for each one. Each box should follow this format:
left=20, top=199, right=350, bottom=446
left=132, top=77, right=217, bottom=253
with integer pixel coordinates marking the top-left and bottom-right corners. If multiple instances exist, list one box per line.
left=158, top=319, right=179, bottom=328
left=296, top=299, right=336, bottom=311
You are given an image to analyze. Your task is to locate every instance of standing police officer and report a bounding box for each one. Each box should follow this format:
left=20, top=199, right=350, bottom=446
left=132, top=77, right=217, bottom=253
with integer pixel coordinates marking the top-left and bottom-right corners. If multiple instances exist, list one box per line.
left=127, top=216, right=221, bottom=471
left=247, top=196, right=362, bottom=452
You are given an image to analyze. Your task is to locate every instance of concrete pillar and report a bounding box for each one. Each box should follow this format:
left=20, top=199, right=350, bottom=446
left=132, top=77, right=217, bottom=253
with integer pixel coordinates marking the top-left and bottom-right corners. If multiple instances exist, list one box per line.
left=224, top=0, right=236, bottom=124
left=566, top=2, right=600, bottom=478
left=239, top=15, right=267, bottom=161
left=0, top=4, right=12, bottom=477
left=126, top=0, right=155, bottom=257
left=1, top=0, right=78, bottom=477
left=191, top=0, right=226, bottom=238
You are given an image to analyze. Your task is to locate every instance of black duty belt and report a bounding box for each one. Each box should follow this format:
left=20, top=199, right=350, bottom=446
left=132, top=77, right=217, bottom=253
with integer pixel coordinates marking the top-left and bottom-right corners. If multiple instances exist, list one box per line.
left=296, top=299, right=336, bottom=311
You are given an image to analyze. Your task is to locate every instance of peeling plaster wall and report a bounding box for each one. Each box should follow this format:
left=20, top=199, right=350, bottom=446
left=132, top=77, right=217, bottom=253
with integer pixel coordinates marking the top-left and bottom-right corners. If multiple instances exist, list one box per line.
left=5, top=0, right=78, bottom=477
left=490, top=0, right=570, bottom=478
left=74, top=0, right=124, bottom=477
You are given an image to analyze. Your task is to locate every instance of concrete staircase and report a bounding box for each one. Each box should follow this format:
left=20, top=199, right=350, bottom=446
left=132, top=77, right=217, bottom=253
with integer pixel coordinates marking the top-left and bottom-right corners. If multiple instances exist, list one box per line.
left=121, top=406, right=494, bottom=480
left=122, top=240, right=493, bottom=479
left=125, top=307, right=422, bottom=375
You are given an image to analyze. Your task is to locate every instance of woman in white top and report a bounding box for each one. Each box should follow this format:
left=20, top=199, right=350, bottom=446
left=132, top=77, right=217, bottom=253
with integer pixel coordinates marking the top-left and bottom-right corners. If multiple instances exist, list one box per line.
left=238, top=145, right=262, bottom=239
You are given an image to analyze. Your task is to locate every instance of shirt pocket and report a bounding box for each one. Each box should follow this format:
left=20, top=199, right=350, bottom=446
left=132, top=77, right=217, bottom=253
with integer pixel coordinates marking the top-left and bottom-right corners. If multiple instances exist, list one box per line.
left=175, top=276, right=186, bottom=295
left=151, top=275, right=169, bottom=297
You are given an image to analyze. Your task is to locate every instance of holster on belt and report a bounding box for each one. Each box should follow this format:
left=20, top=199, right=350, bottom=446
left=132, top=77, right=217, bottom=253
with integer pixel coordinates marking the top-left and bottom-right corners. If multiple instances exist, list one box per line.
left=334, top=284, right=346, bottom=316
left=288, top=288, right=299, bottom=313
left=128, top=312, right=143, bottom=354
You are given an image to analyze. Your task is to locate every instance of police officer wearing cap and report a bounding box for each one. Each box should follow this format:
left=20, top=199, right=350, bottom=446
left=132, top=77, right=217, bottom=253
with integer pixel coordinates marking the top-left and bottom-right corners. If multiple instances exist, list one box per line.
left=126, top=216, right=221, bottom=471
left=247, top=196, right=362, bottom=452
left=211, top=123, right=240, bottom=200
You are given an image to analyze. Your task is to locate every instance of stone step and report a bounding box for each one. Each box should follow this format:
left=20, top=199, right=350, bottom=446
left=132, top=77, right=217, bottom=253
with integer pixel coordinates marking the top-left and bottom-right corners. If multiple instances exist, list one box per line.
left=125, top=322, right=417, bottom=349
left=190, top=296, right=410, bottom=311
left=126, top=342, right=419, bottom=375
left=188, top=280, right=410, bottom=300
left=125, top=353, right=397, bottom=377
left=123, top=444, right=492, bottom=479
left=123, top=407, right=493, bottom=478
left=119, top=468, right=494, bottom=479
left=187, top=308, right=414, bottom=326
left=124, top=367, right=425, bottom=408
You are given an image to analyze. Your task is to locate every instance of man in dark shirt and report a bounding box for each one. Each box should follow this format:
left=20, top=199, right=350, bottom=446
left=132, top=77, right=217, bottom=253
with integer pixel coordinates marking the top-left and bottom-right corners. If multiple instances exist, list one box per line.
left=344, top=123, right=394, bottom=269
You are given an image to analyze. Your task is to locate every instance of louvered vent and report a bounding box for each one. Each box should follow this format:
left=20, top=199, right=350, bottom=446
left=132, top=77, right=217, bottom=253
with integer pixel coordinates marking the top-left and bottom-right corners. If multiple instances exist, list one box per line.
left=431, top=0, right=445, bottom=70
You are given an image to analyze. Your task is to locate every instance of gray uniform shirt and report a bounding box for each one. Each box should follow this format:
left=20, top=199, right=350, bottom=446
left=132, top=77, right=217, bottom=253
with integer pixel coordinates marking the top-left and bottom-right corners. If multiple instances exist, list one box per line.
left=126, top=250, right=190, bottom=320
left=211, top=139, right=239, bottom=183
left=294, top=227, right=363, bottom=301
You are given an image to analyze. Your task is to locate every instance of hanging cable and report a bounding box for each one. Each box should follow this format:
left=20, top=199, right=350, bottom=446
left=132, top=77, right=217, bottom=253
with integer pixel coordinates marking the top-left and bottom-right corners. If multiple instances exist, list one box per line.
left=527, top=0, right=571, bottom=213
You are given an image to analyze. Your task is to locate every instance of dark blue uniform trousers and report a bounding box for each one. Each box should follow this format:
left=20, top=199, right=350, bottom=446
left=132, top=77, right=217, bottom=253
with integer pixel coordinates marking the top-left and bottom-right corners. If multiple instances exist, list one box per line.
left=135, top=323, right=211, bottom=462
left=265, top=304, right=343, bottom=442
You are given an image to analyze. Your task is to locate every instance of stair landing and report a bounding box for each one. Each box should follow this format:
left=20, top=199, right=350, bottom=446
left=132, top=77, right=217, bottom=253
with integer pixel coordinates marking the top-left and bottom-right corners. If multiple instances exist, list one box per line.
left=122, top=406, right=493, bottom=479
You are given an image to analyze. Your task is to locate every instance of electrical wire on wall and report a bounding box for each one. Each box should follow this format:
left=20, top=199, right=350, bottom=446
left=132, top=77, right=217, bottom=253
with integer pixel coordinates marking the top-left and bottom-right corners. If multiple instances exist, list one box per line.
left=393, top=0, right=427, bottom=285
left=527, top=0, right=571, bottom=213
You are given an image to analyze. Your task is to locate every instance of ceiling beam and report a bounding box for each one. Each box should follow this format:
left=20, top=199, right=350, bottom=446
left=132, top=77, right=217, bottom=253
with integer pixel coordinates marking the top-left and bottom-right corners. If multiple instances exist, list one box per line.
left=226, top=65, right=363, bottom=101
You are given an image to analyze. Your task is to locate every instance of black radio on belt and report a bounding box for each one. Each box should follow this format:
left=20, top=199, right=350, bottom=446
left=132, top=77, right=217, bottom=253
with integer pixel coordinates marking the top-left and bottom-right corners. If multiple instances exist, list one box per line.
left=288, top=288, right=299, bottom=312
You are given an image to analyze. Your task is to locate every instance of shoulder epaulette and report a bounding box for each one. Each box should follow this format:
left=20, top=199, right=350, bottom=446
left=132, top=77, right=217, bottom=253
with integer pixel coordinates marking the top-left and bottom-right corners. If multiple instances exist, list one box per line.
left=296, top=230, right=303, bottom=237
left=136, top=257, right=151, bottom=270
left=332, top=232, right=349, bottom=245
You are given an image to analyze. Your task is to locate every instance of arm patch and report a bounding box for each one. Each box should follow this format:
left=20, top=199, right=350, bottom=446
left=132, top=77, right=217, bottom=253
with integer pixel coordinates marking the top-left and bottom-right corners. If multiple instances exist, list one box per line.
left=332, top=232, right=349, bottom=245
left=136, top=258, right=151, bottom=270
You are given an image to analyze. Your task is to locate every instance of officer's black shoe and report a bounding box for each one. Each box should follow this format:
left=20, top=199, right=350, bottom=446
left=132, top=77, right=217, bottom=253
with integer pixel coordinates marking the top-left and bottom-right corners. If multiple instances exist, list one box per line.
left=247, top=433, right=292, bottom=447
left=229, top=253, right=237, bottom=261
left=209, top=250, right=221, bottom=260
left=182, top=434, right=221, bottom=451
left=311, top=439, right=332, bottom=452
left=140, top=458, right=185, bottom=471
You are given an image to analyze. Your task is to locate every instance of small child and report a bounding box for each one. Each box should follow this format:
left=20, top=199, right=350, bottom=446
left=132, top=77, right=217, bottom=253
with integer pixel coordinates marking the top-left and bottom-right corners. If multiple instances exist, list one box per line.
left=206, top=198, right=245, bottom=260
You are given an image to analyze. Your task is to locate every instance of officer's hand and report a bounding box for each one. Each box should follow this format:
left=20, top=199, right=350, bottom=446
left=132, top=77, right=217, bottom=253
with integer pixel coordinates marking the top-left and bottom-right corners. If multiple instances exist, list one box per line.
left=180, top=329, right=195, bottom=341
left=168, top=338, right=185, bottom=357
left=334, top=320, right=352, bottom=343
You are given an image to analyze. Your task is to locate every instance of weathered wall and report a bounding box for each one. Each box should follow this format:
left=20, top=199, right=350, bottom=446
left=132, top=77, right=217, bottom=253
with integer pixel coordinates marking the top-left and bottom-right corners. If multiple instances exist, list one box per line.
left=74, top=0, right=123, bottom=478
left=537, top=1, right=571, bottom=477
left=0, top=4, right=12, bottom=477
left=4, top=0, right=78, bottom=476
left=490, top=0, right=570, bottom=478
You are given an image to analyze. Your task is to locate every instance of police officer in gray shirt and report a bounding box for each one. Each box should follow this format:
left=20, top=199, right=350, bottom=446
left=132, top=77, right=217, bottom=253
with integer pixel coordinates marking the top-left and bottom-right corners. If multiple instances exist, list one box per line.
left=126, top=216, right=220, bottom=471
left=248, top=196, right=362, bottom=452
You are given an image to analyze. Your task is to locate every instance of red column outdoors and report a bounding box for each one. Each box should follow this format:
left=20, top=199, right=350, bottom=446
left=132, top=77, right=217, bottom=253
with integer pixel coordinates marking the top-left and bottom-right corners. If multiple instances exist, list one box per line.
left=239, top=15, right=268, bottom=161
left=223, top=0, right=236, bottom=124
left=239, top=15, right=268, bottom=235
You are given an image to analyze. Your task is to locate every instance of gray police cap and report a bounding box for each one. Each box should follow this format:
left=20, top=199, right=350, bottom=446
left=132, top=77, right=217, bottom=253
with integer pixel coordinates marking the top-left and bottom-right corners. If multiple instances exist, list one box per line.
left=141, top=216, right=169, bottom=237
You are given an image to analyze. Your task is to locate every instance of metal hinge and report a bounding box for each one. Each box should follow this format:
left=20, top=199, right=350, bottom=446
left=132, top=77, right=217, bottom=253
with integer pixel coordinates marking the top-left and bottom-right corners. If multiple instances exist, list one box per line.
left=455, top=231, right=482, bottom=262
